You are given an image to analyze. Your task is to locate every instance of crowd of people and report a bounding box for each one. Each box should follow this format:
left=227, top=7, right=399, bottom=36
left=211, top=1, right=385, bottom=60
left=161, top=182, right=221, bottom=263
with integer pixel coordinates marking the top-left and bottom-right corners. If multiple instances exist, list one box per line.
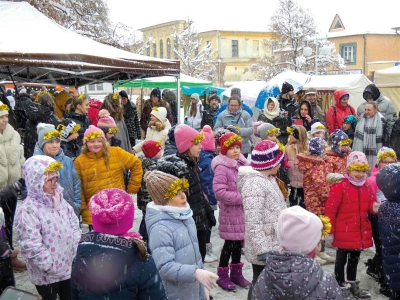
left=0, top=82, right=400, bottom=300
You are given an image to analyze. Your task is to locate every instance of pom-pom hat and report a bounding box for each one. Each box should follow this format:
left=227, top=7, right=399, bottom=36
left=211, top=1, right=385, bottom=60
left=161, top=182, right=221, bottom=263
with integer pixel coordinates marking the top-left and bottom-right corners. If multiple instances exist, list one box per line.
left=174, top=124, right=204, bottom=154
left=200, top=125, right=215, bottom=152
left=347, top=151, right=370, bottom=171
left=150, top=106, right=167, bottom=122
left=37, top=123, right=61, bottom=149
left=251, top=140, right=284, bottom=170
left=142, top=140, right=162, bottom=158
left=90, top=188, right=134, bottom=235
left=97, top=109, right=119, bottom=134
left=219, top=132, right=242, bottom=155
left=83, top=125, right=106, bottom=144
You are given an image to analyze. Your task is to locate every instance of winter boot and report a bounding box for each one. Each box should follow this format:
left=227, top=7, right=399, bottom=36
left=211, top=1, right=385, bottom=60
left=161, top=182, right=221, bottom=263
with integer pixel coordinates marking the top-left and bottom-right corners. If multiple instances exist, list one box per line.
left=229, top=262, right=251, bottom=288
left=348, top=281, right=371, bottom=299
left=364, top=258, right=379, bottom=282
left=10, top=249, right=27, bottom=272
left=317, top=251, right=336, bottom=264
left=204, top=243, right=218, bottom=263
left=216, top=266, right=236, bottom=291
left=340, top=285, right=357, bottom=300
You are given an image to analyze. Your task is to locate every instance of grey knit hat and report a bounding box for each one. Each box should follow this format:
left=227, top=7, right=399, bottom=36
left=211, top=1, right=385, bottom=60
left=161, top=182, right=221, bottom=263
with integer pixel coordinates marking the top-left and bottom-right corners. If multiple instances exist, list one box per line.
left=37, top=123, right=61, bottom=149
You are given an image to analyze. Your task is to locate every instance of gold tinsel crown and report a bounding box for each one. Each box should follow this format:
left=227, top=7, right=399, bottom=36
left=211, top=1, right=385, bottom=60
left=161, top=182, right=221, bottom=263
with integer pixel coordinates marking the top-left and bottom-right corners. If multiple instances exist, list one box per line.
left=266, top=128, right=279, bottom=136
left=164, top=178, right=189, bottom=200
left=223, top=134, right=243, bottom=148
left=348, top=162, right=370, bottom=172
left=44, top=130, right=62, bottom=140
left=44, top=161, right=63, bottom=175
left=113, top=93, right=119, bottom=100
left=84, top=131, right=104, bottom=143
left=0, top=104, right=9, bottom=111
left=107, top=127, right=119, bottom=134
left=319, top=215, right=332, bottom=240
left=338, top=138, right=352, bottom=146
left=286, top=127, right=294, bottom=135
left=191, top=133, right=205, bottom=145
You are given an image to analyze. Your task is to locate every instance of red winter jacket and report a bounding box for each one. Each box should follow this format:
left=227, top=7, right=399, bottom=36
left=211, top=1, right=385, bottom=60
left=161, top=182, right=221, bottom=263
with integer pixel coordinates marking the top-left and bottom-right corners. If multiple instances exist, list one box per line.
left=325, top=177, right=376, bottom=250
left=87, top=98, right=102, bottom=126
left=326, top=90, right=356, bottom=134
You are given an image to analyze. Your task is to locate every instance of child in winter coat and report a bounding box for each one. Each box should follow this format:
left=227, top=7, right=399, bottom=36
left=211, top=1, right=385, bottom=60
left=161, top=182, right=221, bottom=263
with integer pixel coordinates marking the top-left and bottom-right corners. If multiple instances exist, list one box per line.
left=365, top=147, right=397, bottom=297
left=71, top=188, right=166, bottom=299
left=237, top=140, right=287, bottom=300
left=309, top=121, right=328, bottom=151
left=145, top=170, right=218, bottom=300
left=377, top=163, right=400, bottom=299
left=325, top=129, right=352, bottom=179
left=96, top=109, right=122, bottom=147
left=15, top=155, right=81, bottom=299
left=137, top=140, right=163, bottom=242
left=252, top=206, right=343, bottom=300
left=33, top=123, right=81, bottom=218
left=325, top=151, right=379, bottom=299
left=198, top=125, right=218, bottom=263
left=157, top=124, right=216, bottom=263
left=285, top=125, right=308, bottom=208
left=297, top=137, right=334, bottom=265
left=342, top=115, right=357, bottom=147
left=212, top=132, right=250, bottom=291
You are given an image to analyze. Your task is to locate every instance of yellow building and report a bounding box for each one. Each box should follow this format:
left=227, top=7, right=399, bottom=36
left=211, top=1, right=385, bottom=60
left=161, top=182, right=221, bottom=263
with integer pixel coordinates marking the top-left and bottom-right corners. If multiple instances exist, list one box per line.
left=139, top=20, right=275, bottom=86
left=327, top=14, right=400, bottom=80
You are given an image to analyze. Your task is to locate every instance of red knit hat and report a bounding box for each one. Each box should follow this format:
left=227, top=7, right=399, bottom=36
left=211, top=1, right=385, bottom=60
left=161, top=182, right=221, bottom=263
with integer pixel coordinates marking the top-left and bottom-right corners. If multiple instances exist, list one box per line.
left=251, top=140, right=284, bottom=170
left=174, top=124, right=204, bottom=154
left=219, top=132, right=242, bottom=155
left=142, top=140, right=162, bottom=158
left=200, top=125, right=215, bottom=152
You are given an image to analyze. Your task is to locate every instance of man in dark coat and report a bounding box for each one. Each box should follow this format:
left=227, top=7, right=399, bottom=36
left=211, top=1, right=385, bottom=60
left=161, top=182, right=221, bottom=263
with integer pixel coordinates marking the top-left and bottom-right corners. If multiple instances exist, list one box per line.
left=119, top=90, right=141, bottom=146
left=201, top=94, right=220, bottom=128
left=276, top=81, right=299, bottom=126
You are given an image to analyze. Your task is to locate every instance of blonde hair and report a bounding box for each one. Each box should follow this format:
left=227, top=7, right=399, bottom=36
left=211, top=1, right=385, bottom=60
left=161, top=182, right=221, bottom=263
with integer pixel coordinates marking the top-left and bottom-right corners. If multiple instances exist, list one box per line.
left=286, top=125, right=308, bottom=157
left=82, top=139, right=110, bottom=166
left=101, top=93, right=124, bottom=121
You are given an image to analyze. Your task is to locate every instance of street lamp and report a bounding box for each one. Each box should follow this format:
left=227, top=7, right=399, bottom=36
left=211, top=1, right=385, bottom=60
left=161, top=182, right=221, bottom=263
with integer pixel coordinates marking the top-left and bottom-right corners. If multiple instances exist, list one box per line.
left=303, top=36, right=331, bottom=75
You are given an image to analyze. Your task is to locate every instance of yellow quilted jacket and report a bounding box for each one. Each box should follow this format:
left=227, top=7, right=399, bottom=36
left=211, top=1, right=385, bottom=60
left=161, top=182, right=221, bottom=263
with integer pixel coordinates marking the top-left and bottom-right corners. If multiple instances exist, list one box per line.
left=74, top=146, right=143, bottom=224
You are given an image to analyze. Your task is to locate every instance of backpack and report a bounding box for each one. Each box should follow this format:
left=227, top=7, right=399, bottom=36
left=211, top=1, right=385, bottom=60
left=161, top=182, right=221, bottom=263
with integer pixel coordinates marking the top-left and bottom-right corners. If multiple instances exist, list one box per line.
left=332, top=104, right=355, bottom=129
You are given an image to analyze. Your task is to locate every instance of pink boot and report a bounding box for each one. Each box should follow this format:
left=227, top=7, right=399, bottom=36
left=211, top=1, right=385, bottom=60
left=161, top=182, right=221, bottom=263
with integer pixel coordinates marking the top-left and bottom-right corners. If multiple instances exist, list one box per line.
left=216, top=266, right=236, bottom=291
left=230, top=262, right=251, bottom=288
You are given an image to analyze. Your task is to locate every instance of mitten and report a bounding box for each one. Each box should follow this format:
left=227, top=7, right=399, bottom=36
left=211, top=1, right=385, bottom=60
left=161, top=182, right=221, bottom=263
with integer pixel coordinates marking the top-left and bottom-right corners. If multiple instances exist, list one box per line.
left=326, top=173, right=344, bottom=185
left=207, top=210, right=216, bottom=227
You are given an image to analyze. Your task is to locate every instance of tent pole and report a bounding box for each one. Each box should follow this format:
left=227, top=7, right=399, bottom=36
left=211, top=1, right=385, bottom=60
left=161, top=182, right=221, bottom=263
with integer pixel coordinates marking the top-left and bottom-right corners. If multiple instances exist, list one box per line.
left=176, top=74, right=181, bottom=124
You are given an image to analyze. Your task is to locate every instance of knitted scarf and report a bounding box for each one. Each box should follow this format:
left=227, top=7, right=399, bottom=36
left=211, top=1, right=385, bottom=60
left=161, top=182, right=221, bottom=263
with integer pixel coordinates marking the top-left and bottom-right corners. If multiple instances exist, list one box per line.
left=353, top=113, right=383, bottom=167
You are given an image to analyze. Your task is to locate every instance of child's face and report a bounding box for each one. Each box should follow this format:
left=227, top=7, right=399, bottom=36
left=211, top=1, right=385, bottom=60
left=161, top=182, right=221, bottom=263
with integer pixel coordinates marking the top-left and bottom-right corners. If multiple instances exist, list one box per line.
left=312, top=132, right=325, bottom=139
left=43, top=174, right=59, bottom=194
left=87, top=137, right=104, bottom=153
left=153, top=149, right=163, bottom=159
left=378, top=157, right=396, bottom=170
left=43, top=140, right=61, bottom=158
left=168, top=190, right=187, bottom=207
left=189, top=143, right=202, bottom=158
left=226, top=145, right=241, bottom=160
left=348, top=170, right=367, bottom=182
left=338, top=145, right=351, bottom=154
left=105, top=132, right=114, bottom=142
left=342, top=123, right=352, bottom=131
left=266, top=134, right=277, bottom=142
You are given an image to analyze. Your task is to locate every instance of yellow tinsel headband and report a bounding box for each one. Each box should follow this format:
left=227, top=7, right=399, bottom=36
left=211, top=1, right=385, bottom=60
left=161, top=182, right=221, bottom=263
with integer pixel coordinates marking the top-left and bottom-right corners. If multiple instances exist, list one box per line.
left=44, top=161, right=63, bottom=175
left=377, top=148, right=397, bottom=162
left=35, top=90, right=53, bottom=103
left=164, top=178, right=189, bottom=200
left=0, top=104, right=10, bottom=111
left=286, top=127, right=294, bottom=135
left=338, top=139, right=352, bottom=146
left=152, top=106, right=159, bottom=112
left=78, top=94, right=86, bottom=101
left=348, top=163, right=370, bottom=171
left=44, top=130, right=62, bottom=140
left=316, top=125, right=326, bottom=130
left=107, top=127, right=119, bottom=134
left=319, top=215, right=332, bottom=240
left=156, top=140, right=162, bottom=147
left=223, top=134, right=243, bottom=148
left=113, top=92, right=119, bottom=100
left=266, top=128, right=279, bottom=136
left=83, top=131, right=104, bottom=143
left=192, top=133, right=205, bottom=144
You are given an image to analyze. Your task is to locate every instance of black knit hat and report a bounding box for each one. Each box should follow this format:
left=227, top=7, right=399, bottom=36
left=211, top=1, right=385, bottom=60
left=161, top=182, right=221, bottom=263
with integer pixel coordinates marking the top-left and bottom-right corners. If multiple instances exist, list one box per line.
left=150, top=88, right=161, bottom=99
left=282, top=82, right=294, bottom=94
left=119, top=90, right=128, bottom=99
left=209, top=94, right=220, bottom=103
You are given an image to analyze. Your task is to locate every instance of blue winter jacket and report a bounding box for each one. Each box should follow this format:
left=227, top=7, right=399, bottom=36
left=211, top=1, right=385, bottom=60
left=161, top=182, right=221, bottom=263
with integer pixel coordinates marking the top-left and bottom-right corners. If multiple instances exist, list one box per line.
left=198, top=150, right=217, bottom=206
left=33, top=143, right=81, bottom=217
left=71, top=231, right=166, bottom=300
left=146, top=202, right=206, bottom=300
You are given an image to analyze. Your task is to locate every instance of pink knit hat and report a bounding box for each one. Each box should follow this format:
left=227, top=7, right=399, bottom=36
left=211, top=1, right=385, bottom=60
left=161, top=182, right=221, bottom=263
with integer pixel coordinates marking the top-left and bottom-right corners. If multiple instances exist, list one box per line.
left=174, top=124, right=204, bottom=153
left=277, top=206, right=322, bottom=255
left=97, top=109, right=118, bottom=129
left=90, top=188, right=134, bottom=235
left=83, top=125, right=106, bottom=144
left=200, top=125, right=215, bottom=152
left=251, top=140, right=284, bottom=170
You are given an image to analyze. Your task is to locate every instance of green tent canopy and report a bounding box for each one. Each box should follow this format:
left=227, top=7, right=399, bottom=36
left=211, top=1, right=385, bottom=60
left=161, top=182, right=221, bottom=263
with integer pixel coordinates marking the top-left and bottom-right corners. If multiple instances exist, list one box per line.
left=114, top=73, right=212, bottom=89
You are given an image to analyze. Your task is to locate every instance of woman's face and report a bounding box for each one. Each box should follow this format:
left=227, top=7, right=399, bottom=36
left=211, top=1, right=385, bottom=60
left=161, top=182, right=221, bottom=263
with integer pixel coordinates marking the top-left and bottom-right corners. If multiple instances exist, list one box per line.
left=0, top=114, right=9, bottom=133
left=226, top=145, right=241, bottom=160
left=87, top=137, right=104, bottom=153
left=300, top=104, right=309, bottom=117
left=288, top=134, right=297, bottom=143
left=189, top=143, right=202, bottom=158
left=267, top=101, right=275, bottom=112
left=168, top=190, right=187, bottom=208
left=348, top=170, right=367, bottom=182
left=42, top=140, right=61, bottom=158
left=228, top=100, right=240, bottom=113
left=77, top=99, right=89, bottom=115
left=365, top=103, right=377, bottom=118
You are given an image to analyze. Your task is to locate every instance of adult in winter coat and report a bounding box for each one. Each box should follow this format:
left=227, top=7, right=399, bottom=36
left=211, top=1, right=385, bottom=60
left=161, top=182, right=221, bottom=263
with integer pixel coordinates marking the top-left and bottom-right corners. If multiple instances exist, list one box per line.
left=213, top=88, right=253, bottom=124
left=214, top=95, right=253, bottom=156
left=390, top=118, right=400, bottom=159
left=237, top=140, right=287, bottom=300
left=185, top=93, right=203, bottom=130
left=201, top=94, right=220, bottom=129
left=157, top=124, right=216, bottom=262
left=252, top=206, right=343, bottom=300
left=74, top=125, right=142, bottom=227
left=33, top=123, right=81, bottom=217
left=23, top=91, right=60, bottom=159
left=257, top=97, right=290, bottom=145
left=304, top=87, right=326, bottom=124
left=291, top=100, right=320, bottom=131
left=145, top=171, right=218, bottom=300
left=15, top=155, right=81, bottom=299
left=119, top=90, right=141, bottom=147
left=276, top=82, right=299, bottom=125
left=357, top=84, right=397, bottom=139
left=377, top=163, right=400, bottom=298
left=87, top=98, right=102, bottom=126
left=326, top=90, right=356, bottom=134
left=65, top=94, right=92, bottom=156
left=71, top=188, right=166, bottom=300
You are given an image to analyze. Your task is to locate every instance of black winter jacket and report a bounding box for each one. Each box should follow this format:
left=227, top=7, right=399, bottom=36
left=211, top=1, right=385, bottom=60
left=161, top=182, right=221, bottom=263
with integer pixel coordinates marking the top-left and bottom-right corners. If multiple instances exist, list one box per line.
left=123, top=101, right=141, bottom=143
left=64, top=112, right=91, bottom=150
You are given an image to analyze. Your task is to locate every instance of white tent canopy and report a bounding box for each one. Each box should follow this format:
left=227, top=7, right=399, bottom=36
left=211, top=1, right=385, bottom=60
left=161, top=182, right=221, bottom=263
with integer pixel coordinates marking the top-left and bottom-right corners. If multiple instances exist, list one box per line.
left=374, top=66, right=400, bottom=113
left=0, top=1, right=179, bottom=87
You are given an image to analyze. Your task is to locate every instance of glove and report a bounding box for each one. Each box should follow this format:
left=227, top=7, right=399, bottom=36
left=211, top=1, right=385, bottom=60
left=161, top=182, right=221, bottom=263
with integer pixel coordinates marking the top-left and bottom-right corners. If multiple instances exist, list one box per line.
left=194, top=269, right=218, bottom=291
left=325, top=234, right=334, bottom=244
left=257, top=253, right=267, bottom=261
left=225, top=125, right=239, bottom=135
left=207, top=210, right=216, bottom=227
left=326, top=173, right=344, bottom=185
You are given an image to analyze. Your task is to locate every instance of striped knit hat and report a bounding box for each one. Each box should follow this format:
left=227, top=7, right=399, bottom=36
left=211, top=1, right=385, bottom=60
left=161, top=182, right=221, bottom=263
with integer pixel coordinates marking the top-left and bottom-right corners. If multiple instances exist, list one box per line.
left=251, top=140, right=284, bottom=170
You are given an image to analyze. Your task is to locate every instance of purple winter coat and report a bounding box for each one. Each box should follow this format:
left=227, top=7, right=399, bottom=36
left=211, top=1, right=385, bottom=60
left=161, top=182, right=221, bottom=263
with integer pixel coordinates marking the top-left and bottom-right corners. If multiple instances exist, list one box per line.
left=211, top=154, right=249, bottom=240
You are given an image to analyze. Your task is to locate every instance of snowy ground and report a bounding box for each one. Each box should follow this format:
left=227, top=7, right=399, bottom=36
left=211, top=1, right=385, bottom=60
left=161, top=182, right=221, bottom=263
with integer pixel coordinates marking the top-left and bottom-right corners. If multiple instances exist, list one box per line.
left=13, top=198, right=388, bottom=299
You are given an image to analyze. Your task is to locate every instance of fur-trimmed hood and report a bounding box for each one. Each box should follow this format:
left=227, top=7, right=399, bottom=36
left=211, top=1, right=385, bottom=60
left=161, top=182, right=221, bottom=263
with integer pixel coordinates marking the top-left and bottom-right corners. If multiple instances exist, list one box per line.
left=156, top=154, right=190, bottom=178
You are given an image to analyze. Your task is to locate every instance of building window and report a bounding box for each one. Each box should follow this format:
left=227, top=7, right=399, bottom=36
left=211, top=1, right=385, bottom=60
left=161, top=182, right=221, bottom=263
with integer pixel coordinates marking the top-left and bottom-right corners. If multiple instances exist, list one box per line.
left=88, top=84, right=103, bottom=91
left=153, top=43, right=157, bottom=58
left=167, top=38, right=171, bottom=59
left=96, top=84, right=103, bottom=91
left=160, top=40, right=164, bottom=58
left=88, top=85, right=95, bottom=91
left=174, top=37, right=178, bottom=59
left=232, top=40, right=238, bottom=57
left=340, top=42, right=357, bottom=65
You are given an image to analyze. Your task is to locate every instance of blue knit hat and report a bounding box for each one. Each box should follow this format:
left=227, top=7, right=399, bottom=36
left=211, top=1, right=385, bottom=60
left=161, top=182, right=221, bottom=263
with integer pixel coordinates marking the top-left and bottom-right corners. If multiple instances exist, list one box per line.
left=343, top=115, right=357, bottom=130
left=331, top=129, right=351, bottom=156
left=309, top=137, right=325, bottom=156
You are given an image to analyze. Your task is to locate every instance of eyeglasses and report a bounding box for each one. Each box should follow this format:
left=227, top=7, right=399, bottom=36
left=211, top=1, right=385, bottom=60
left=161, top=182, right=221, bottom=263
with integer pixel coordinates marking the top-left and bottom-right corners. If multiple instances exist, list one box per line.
left=46, top=177, right=59, bottom=185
